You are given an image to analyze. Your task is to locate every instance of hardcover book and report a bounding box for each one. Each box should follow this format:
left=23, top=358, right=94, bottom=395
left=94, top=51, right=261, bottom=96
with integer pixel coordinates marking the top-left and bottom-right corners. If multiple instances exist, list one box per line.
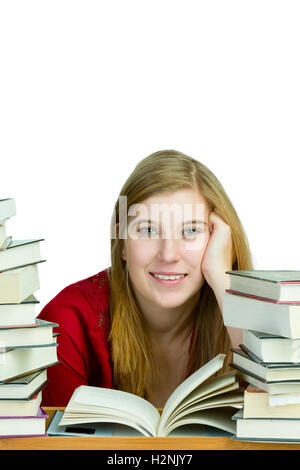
left=232, top=408, right=300, bottom=443
left=243, top=384, right=300, bottom=419
left=241, top=329, right=300, bottom=364
left=0, top=341, right=59, bottom=382
left=0, top=294, right=39, bottom=327
left=0, top=369, right=49, bottom=400
left=0, top=390, right=42, bottom=416
left=223, top=291, right=300, bottom=339
left=231, top=348, right=300, bottom=382
left=226, top=270, right=300, bottom=302
left=0, top=407, right=48, bottom=437
left=0, top=319, right=59, bottom=349
left=0, top=264, right=43, bottom=304
left=0, top=239, right=45, bottom=271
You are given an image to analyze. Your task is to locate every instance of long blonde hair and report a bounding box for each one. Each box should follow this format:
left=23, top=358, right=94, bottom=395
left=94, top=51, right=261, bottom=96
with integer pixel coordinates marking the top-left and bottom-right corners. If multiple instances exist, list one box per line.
left=108, top=150, right=253, bottom=399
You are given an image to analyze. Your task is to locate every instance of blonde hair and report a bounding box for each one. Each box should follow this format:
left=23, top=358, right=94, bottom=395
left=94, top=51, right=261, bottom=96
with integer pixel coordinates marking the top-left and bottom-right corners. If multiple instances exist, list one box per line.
left=108, top=150, right=253, bottom=399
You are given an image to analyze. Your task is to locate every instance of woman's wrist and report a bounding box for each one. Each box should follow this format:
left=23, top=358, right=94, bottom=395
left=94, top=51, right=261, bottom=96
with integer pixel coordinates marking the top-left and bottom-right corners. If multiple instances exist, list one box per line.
left=209, top=269, right=231, bottom=315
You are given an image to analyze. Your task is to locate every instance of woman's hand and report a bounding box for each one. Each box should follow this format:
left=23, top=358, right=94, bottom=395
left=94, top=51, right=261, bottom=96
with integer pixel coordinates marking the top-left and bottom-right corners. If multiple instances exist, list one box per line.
left=201, top=210, right=233, bottom=291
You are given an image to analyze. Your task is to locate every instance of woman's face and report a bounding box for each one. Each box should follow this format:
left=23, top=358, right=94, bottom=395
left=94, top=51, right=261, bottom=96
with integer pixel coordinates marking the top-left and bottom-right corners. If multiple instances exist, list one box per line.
left=121, top=188, right=212, bottom=311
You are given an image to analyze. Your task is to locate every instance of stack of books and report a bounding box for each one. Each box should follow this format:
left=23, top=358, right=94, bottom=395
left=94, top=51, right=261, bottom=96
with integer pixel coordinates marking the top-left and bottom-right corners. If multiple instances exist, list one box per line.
left=0, top=198, right=59, bottom=437
left=223, top=269, right=300, bottom=443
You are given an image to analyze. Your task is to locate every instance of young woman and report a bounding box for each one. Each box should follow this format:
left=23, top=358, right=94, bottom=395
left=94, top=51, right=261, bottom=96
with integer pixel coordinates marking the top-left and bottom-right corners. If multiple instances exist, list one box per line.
left=38, top=149, right=253, bottom=407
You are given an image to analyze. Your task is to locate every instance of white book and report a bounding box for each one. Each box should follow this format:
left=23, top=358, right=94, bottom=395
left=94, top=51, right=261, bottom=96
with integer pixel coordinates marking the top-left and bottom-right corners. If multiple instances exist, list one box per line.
left=0, top=319, right=58, bottom=349
left=233, top=408, right=300, bottom=442
left=0, top=264, right=41, bottom=304
left=242, top=330, right=300, bottom=364
left=0, top=407, right=47, bottom=437
left=243, top=384, right=300, bottom=419
left=0, top=390, right=42, bottom=416
left=0, top=341, right=58, bottom=382
left=232, top=367, right=300, bottom=394
left=226, top=270, right=300, bottom=302
left=223, top=291, right=300, bottom=339
left=59, top=354, right=244, bottom=437
left=0, top=369, right=48, bottom=400
left=0, top=295, right=39, bottom=327
left=232, top=348, right=300, bottom=382
left=0, top=239, right=44, bottom=272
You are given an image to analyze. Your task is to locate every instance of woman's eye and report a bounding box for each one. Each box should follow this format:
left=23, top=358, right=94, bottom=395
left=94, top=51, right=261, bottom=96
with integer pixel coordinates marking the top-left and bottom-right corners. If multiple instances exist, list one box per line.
left=138, top=226, right=157, bottom=235
left=184, top=227, right=202, bottom=238
left=137, top=226, right=202, bottom=238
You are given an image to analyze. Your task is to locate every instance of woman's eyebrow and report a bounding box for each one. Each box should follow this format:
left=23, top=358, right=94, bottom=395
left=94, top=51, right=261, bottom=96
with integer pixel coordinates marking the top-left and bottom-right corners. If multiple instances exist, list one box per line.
left=183, top=219, right=208, bottom=226
left=132, top=218, right=208, bottom=226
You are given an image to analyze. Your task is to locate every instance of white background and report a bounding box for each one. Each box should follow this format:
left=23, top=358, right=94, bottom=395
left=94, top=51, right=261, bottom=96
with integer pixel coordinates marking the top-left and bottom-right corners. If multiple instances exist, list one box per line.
left=1, top=1, right=299, bottom=312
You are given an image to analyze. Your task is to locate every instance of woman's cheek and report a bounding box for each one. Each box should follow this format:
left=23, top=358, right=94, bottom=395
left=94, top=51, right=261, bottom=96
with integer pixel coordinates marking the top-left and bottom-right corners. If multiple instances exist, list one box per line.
left=127, top=239, right=157, bottom=265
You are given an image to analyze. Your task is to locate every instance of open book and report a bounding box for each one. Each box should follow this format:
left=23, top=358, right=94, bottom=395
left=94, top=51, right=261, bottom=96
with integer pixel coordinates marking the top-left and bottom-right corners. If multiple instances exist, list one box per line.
left=58, top=354, right=244, bottom=437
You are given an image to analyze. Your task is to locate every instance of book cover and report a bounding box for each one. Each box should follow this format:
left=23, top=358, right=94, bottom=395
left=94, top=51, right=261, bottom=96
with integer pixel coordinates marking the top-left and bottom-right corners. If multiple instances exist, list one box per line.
left=0, top=294, right=39, bottom=306
left=240, top=343, right=300, bottom=367
left=226, top=270, right=300, bottom=283
left=0, top=259, right=46, bottom=273
left=5, top=239, right=45, bottom=250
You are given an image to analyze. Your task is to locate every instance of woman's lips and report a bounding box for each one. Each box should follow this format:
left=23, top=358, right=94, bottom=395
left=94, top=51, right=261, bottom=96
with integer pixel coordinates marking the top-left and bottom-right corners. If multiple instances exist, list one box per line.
left=149, top=272, right=188, bottom=286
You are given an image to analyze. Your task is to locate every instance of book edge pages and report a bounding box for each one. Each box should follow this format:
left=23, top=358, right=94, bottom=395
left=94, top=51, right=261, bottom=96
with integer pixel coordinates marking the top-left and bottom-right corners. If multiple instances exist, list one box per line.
left=157, top=353, right=225, bottom=436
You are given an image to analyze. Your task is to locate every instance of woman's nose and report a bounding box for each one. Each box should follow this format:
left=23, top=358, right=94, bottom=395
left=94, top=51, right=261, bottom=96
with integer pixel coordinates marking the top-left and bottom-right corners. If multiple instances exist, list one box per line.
left=157, top=237, right=182, bottom=262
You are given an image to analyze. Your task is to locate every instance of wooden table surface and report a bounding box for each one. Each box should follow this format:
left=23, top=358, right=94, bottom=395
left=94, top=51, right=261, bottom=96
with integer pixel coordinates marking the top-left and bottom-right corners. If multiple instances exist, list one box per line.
left=0, top=407, right=300, bottom=450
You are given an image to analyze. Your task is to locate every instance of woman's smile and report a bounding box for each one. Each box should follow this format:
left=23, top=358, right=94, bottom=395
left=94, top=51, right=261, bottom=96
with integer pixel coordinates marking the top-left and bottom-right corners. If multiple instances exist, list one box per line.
left=149, top=272, right=188, bottom=286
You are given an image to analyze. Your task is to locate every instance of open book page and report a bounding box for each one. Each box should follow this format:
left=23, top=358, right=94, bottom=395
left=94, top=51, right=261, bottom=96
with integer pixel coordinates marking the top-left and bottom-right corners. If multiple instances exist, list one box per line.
left=168, top=375, right=242, bottom=425
left=165, top=390, right=244, bottom=434
left=168, top=370, right=238, bottom=421
left=157, top=354, right=225, bottom=435
left=59, top=385, right=161, bottom=436
left=165, top=407, right=237, bottom=436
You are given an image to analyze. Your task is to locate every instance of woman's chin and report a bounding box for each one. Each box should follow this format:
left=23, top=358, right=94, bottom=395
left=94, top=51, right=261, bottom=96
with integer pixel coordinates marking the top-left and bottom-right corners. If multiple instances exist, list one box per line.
left=151, top=295, right=188, bottom=310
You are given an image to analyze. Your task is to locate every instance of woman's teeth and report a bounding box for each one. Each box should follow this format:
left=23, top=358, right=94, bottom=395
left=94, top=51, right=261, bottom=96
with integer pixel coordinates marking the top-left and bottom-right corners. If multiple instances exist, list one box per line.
left=152, top=273, right=185, bottom=280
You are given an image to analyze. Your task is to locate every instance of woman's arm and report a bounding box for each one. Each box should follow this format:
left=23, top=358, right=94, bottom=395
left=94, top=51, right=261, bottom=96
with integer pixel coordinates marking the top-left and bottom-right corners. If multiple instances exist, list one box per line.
left=209, top=271, right=243, bottom=349
left=201, top=210, right=243, bottom=349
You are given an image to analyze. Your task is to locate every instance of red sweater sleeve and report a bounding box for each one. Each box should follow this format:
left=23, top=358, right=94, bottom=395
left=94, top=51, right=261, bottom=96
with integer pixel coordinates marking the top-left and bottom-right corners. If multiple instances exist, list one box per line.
left=37, top=279, right=112, bottom=407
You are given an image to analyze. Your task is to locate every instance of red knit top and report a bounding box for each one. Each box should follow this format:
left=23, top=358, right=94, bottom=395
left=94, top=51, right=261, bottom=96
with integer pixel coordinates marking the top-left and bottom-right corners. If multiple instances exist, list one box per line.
left=38, top=266, right=195, bottom=407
